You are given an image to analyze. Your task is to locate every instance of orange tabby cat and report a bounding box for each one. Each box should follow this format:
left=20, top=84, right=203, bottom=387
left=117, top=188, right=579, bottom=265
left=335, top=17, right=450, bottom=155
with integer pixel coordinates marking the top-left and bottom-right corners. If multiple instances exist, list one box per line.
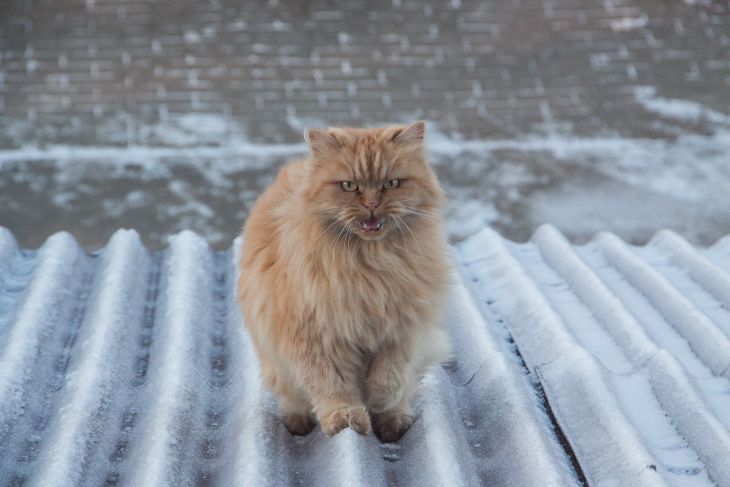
left=237, top=121, right=451, bottom=442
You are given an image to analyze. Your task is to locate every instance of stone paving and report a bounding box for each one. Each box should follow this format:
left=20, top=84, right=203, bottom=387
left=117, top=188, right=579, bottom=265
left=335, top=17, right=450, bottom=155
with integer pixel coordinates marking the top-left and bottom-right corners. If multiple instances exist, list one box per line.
left=1, top=0, right=729, bottom=249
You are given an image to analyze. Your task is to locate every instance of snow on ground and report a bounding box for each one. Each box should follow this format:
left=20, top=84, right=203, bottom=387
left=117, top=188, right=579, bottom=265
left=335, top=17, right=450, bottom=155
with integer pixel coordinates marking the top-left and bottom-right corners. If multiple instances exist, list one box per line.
left=0, top=225, right=728, bottom=486
left=1, top=89, right=729, bottom=250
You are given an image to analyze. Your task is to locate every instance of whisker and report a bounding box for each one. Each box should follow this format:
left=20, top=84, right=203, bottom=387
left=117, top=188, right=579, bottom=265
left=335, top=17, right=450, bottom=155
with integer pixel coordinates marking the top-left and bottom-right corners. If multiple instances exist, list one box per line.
left=345, top=227, right=353, bottom=256
left=313, top=212, right=350, bottom=244
left=399, top=205, right=440, bottom=216
left=394, top=214, right=423, bottom=257
left=331, top=222, right=348, bottom=263
left=403, top=217, right=424, bottom=256
left=391, top=216, right=409, bottom=254
left=398, top=207, right=440, bottom=222
left=314, top=218, right=342, bottom=243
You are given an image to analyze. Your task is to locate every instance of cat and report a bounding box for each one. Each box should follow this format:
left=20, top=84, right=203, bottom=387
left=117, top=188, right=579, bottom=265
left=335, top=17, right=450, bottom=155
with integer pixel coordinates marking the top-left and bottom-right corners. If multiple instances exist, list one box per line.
left=237, top=121, right=451, bottom=442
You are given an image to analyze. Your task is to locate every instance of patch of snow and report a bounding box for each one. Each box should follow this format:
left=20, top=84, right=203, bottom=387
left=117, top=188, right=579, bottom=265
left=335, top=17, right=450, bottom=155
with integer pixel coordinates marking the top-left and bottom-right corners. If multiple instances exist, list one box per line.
left=271, top=20, right=288, bottom=31
left=416, top=373, right=468, bottom=486
left=596, top=232, right=730, bottom=377
left=460, top=228, right=666, bottom=486
left=0, top=228, right=17, bottom=266
left=184, top=30, right=201, bottom=44
left=530, top=226, right=730, bottom=485
left=337, top=32, right=351, bottom=45
left=128, top=231, right=212, bottom=486
left=1, top=225, right=729, bottom=483
left=0, top=142, right=306, bottom=169
left=30, top=230, right=149, bottom=486
left=610, top=15, right=648, bottom=32
left=2, top=98, right=730, bottom=248
left=650, top=231, right=730, bottom=311
left=635, top=87, right=730, bottom=124
left=445, top=199, right=499, bottom=241
left=224, top=306, right=272, bottom=486
left=0, top=233, right=81, bottom=447
left=444, top=274, right=579, bottom=485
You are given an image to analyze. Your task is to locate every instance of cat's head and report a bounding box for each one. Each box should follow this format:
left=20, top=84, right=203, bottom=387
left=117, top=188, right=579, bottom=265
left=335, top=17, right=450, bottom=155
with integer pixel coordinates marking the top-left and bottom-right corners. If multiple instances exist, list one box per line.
left=303, top=121, right=444, bottom=242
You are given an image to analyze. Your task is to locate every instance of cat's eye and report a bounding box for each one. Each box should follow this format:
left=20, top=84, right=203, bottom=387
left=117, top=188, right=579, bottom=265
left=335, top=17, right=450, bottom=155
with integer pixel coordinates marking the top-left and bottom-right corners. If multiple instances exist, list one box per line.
left=340, top=181, right=357, bottom=192
left=384, top=179, right=400, bottom=189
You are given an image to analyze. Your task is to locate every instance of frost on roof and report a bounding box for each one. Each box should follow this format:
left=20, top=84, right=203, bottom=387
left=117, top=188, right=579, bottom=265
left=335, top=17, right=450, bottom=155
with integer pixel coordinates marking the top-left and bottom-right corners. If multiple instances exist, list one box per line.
left=0, top=225, right=729, bottom=486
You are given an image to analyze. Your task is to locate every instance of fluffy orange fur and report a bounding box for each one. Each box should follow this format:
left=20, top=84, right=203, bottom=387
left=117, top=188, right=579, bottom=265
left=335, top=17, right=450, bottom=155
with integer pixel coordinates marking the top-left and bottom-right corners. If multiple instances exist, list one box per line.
left=237, top=122, right=451, bottom=442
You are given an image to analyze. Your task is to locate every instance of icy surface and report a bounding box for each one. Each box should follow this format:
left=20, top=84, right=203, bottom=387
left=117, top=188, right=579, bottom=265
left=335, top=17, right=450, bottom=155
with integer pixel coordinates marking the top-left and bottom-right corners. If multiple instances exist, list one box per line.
left=0, top=225, right=729, bottom=486
left=2, top=86, right=730, bottom=250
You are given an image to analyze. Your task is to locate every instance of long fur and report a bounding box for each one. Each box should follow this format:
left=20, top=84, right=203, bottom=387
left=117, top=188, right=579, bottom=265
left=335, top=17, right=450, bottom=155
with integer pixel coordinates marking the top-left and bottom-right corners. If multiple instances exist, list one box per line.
left=237, top=122, right=451, bottom=440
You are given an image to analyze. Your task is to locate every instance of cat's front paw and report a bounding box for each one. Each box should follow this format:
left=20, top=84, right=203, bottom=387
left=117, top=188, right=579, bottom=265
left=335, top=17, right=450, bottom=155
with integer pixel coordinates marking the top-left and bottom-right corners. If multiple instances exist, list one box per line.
left=320, top=405, right=371, bottom=436
left=365, top=376, right=402, bottom=413
left=372, top=412, right=414, bottom=443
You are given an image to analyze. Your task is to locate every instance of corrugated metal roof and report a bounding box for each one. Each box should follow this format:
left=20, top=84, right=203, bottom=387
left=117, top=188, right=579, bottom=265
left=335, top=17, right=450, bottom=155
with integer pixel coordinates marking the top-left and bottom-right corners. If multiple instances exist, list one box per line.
left=0, top=225, right=729, bottom=486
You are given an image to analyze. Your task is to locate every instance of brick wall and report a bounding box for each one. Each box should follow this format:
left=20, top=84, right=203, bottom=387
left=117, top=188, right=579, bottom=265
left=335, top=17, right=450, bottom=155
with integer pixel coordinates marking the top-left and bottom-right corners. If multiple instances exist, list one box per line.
left=1, top=0, right=728, bottom=146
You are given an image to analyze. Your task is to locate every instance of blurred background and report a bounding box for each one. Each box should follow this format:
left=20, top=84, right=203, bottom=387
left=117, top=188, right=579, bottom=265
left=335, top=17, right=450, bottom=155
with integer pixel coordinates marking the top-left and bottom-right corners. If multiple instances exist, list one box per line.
left=0, top=0, right=729, bottom=250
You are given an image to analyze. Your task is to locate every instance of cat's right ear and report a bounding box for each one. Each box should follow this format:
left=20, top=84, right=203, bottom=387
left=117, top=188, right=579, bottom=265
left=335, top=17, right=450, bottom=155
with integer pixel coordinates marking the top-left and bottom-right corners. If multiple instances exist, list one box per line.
left=304, top=128, right=341, bottom=155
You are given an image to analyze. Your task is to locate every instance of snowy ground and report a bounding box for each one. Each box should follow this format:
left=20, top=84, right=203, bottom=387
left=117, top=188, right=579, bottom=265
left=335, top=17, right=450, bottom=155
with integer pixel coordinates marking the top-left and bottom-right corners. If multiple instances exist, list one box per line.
left=0, top=225, right=728, bottom=486
left=2, top=86, right=730, bottom=250
left=1, top=0, right=730, bottom=249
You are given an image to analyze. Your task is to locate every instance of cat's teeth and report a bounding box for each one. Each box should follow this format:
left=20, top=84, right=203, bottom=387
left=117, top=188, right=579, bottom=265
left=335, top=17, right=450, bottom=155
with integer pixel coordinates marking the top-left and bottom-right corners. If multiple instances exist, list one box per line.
left=360, top=215, right=382, bottom=232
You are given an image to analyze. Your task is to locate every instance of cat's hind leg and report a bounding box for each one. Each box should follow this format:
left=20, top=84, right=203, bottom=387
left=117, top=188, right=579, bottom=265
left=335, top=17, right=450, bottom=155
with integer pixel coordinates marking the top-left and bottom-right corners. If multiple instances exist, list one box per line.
left=364, top=349, right=407, bottom=414
left=365, top=327, right=449, bottom=442
left=280, top=394, right=316, bottom=436
left=365, top=347, right=418, bottom=442
left=263, top=362, right=316, bottom=436
left=371, top=398, right=415, bottom=443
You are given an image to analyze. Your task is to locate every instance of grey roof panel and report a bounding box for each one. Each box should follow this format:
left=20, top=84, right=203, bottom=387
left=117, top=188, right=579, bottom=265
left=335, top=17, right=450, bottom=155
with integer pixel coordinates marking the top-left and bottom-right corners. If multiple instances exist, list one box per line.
left=0, top=225, right=728, bottom=486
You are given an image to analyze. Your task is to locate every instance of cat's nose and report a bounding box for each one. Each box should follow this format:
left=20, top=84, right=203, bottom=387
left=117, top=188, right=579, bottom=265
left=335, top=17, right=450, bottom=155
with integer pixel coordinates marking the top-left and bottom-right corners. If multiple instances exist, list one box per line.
left=361, top=200, right=379, bottom=212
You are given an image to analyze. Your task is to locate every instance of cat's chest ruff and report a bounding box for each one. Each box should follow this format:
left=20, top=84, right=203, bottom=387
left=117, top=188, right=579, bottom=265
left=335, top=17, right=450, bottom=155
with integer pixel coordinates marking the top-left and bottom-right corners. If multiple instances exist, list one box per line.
left=333, top=268, right=406, bottom=342
left=328, top=254, right=425, bottom=317
left=306, top=241, right=433, bottom=319
left=342, top=266, right=401, bottom=306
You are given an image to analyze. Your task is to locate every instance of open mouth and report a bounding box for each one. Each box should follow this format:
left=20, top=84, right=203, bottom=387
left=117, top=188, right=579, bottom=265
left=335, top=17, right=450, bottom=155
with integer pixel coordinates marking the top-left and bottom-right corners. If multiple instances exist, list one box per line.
left=360, top=215, right=382, bottom=232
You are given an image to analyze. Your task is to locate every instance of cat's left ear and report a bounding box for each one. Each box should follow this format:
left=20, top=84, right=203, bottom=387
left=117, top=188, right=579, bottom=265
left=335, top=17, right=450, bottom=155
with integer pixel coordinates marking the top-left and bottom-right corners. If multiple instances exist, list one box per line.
left=391, top=121, right=426, bottom=145
left=304, top=128, right=345, bottom=155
